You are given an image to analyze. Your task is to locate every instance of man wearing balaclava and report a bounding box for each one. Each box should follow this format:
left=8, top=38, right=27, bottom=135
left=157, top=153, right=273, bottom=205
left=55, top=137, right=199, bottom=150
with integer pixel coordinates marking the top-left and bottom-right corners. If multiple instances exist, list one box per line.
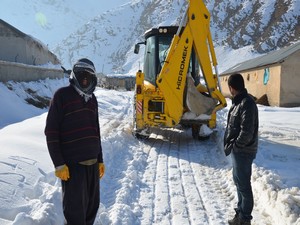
left=45, top=58, right=105, bottom=225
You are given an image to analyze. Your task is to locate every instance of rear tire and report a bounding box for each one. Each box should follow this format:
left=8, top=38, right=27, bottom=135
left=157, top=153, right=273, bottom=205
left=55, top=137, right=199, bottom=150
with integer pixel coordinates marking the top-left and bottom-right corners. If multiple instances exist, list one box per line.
left=191, top=124, right=200, bottom=139
left=191, top=124, right=211, bottom=140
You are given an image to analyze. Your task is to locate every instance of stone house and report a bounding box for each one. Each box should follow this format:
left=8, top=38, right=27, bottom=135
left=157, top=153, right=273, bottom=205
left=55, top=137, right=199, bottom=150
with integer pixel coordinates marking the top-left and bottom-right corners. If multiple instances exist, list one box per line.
left=99, top=75, right=135, bottom=90
left=220, top=42, right=300, bottom=107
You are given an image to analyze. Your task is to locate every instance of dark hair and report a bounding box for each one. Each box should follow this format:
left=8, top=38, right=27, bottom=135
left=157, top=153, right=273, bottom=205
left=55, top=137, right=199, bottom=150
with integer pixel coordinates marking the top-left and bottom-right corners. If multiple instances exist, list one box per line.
left=228, top=73, right=245, bottom=91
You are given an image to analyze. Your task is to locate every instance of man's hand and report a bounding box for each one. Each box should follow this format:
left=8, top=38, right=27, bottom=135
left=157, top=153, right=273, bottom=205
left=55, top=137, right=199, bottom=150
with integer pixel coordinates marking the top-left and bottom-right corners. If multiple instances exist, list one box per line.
left=99, top=163, right=105, bottom=179
left=55, top=164, right=70, bottom=181
left=224, top=142, right=233, bottom=156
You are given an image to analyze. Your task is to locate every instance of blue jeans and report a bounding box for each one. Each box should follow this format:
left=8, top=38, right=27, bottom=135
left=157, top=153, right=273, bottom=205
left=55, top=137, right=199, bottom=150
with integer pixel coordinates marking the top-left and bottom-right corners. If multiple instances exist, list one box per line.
left=231, top=151, right=256, bottom=221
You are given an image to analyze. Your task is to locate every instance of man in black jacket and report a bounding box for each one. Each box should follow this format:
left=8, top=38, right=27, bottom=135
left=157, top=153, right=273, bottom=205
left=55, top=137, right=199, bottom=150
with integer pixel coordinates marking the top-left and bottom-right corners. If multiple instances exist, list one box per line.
left=45, top=58, right=105, bottom=225
left=224, top=73, right=258, bottom=225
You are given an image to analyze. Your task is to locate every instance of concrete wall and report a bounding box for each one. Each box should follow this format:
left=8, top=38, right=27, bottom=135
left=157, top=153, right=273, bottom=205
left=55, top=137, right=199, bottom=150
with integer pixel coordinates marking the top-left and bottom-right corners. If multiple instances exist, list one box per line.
left=0, top=21, right=60, bottom=66
left=220, top=69, right=269, bottom=98
left=0, top=60, right=64, bottom=82
left=280, top=50, right=300, bottom=107
left=266, top=65, right=281, bottom=106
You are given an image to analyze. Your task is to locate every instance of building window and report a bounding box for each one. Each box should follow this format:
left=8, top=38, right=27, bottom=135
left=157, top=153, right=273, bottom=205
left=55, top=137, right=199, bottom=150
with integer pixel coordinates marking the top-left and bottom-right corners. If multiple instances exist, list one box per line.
left=264, top=68, right=270, bottom=85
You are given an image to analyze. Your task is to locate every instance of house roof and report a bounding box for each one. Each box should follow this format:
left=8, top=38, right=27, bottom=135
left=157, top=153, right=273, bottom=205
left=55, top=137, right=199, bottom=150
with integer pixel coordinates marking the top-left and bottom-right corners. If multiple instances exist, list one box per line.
left=221, top=41, right=300, bottom=75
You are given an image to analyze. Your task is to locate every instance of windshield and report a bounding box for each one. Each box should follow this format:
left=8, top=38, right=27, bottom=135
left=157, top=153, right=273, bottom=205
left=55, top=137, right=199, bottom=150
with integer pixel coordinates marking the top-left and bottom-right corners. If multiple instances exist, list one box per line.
left=143, top=33, right=200, bottom=86
left=144, top=35, right=173, bottom=85
left=143, top=36, right=156, bottom=85
left=158, top=36, right=173, bottom=71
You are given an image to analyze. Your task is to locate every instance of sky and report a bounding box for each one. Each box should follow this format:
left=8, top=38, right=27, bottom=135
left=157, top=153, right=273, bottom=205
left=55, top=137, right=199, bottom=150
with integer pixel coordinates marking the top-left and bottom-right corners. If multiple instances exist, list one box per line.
left=0, top=79, right=299, bottom=225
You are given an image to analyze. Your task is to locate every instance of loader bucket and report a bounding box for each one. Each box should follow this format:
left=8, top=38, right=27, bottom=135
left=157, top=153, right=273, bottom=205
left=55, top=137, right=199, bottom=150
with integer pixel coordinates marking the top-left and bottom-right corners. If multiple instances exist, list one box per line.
left=185, top=75, right=217, bottom=116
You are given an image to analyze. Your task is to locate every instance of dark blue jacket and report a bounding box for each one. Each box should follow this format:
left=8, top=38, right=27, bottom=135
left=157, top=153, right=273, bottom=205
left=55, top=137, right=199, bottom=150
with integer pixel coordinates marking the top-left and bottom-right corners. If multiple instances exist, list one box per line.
left=45, top=85, right=103, bottom=167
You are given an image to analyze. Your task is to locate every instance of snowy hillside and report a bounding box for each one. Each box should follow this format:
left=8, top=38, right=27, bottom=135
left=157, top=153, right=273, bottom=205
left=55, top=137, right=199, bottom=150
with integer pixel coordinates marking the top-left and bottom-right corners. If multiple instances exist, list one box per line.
left=53, top=0, right=187, bottom=74
left=207, top=0, right=300, bottom=52
left=52, top=0, right=300, bottom=74
left=0, top=78, right=67, bottom=128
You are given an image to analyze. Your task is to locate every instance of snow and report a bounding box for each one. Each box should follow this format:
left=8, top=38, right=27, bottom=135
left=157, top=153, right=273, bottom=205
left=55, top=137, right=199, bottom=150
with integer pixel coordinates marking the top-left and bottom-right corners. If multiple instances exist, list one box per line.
left=0, top=80, right=299, bottom=225
left=0, top=79, right=67, bottom=128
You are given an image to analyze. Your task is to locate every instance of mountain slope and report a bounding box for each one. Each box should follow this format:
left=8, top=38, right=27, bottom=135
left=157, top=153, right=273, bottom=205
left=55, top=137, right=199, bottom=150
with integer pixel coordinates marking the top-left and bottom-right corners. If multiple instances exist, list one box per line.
left=54, top=0, right=300, bottom=74
left=2, top=0, right=299, bottom=75
left=208, top=0, right=300, bottom=52
left=54, top=0, right=187, bottom=74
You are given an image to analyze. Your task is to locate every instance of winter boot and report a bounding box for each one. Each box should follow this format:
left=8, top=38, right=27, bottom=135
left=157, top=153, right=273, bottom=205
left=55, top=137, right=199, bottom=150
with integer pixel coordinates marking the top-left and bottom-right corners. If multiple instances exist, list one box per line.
left=228, top=213, right=240, bottom=225
left=239, top=219, right=251, bottom=225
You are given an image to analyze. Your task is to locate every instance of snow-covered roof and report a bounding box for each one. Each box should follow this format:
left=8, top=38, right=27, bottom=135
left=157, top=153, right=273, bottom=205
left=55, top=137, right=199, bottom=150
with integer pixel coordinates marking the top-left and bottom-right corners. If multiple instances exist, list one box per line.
left=221, top=41, right=300, bottom=75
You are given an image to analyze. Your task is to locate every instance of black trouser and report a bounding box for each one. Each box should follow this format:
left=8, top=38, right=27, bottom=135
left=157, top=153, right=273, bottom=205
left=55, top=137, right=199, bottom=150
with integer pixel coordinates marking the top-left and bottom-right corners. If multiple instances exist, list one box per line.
left=61, top=163, right=99, bottom=225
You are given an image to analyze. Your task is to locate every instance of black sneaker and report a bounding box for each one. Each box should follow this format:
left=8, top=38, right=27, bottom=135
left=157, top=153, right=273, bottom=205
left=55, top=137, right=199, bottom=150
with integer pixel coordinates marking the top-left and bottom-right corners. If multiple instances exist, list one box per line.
left=228, top=214, right=240, bottom=225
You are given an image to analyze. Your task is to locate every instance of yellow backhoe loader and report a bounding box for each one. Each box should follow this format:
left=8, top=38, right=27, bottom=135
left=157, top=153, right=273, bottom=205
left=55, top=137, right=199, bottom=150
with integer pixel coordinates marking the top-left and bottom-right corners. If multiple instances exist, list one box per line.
left=133, top=0, right=227, bottom=139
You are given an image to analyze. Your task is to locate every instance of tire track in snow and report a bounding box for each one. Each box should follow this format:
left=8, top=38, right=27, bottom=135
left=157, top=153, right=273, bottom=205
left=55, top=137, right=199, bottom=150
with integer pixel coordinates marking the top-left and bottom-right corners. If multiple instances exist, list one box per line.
left=153, top=129, right=172, bottom=225
left=138, top=129, right=165, bottom=225
left=178, top=130, right=210, bottom=224
left=188, top=133, right=232, bottom=225
left=139, top=128, right=211, bottom=225
left=168, top=130, right=191, bottom=225
left=138, top=128, right=237, bottom=225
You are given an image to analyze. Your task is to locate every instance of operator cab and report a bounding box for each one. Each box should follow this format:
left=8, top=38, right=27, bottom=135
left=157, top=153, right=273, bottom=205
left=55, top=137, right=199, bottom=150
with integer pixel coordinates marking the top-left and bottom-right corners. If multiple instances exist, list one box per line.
left=134, top=26, right=201, bottom=86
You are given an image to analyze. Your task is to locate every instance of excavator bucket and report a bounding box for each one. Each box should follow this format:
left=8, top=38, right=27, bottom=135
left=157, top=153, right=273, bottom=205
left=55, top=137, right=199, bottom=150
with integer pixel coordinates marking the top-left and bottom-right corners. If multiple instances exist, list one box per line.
left=185, top=75, right=217, bottom=116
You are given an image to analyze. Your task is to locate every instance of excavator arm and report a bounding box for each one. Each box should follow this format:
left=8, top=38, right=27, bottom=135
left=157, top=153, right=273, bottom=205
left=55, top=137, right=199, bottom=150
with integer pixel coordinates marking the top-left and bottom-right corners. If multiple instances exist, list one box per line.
left=156, top=0, right=226, bottom=126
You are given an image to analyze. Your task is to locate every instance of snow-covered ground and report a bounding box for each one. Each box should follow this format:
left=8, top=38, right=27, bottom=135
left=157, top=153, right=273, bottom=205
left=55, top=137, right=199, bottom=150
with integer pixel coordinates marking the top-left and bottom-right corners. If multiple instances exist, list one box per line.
left=0, top=80, right=299, bottom=225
